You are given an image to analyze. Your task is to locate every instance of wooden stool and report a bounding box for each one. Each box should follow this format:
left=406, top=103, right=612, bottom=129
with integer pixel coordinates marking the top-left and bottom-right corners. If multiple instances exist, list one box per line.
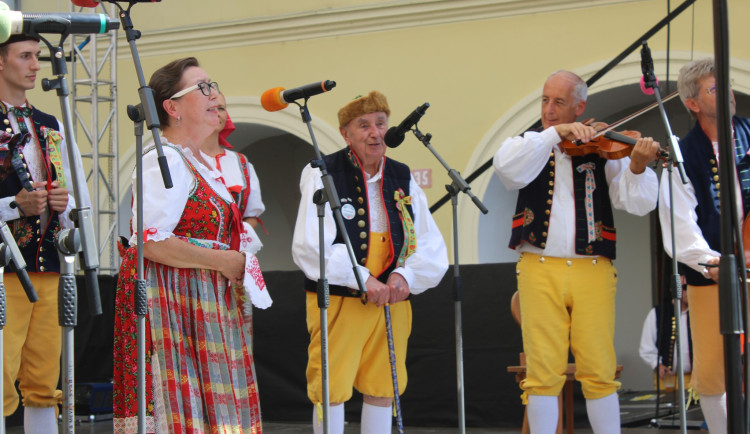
left=507, top=356, right=623, bottom=434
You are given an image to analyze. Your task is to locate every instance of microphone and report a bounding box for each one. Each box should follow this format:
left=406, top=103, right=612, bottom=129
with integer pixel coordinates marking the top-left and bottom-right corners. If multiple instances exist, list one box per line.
left=0, top=4, right=119, bottom=43
left=640, top=40, right=658, bottom=95
left=261, top=80, right=336, bottom=112
left=384, top=102, right=429, bottom=148
left=71, top=0, right=161, bottom=6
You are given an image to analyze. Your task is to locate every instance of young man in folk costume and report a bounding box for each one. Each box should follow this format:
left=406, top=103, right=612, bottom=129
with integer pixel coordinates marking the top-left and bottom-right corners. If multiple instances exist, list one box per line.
left=0, top=34, right=89, bottom=433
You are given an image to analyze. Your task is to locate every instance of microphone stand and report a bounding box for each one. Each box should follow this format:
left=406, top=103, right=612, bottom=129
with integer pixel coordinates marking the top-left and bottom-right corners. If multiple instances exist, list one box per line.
left=35, top=34, right=101, bottom=316
left=55, top=228, right=80, bottom=434
left=111, top=1, right=172, bottom=190
left=112, top=1, right=177, bottom=429
left=409, top=124, right=488, bottom=434
left=293, top=101, right=372, bottom=434
left=711, top=2, right=747, bottom=431
left=640, top=40, right=688, bottom=434
left=0, top=244, right=10, bottom=434
left=126, top=103, right=149, bottom=434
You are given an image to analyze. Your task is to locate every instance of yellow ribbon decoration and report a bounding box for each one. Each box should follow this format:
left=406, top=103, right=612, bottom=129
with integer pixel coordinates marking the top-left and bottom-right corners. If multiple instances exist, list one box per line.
left=394, top=189, right=416, bottom=267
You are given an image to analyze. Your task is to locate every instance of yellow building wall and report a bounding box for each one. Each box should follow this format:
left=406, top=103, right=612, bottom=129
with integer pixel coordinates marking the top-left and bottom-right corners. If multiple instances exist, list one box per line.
left=16, top=0, right=750, bottom=258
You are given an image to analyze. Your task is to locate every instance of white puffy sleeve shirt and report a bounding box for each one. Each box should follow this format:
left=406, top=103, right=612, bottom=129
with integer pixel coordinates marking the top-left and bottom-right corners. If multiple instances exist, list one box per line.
left=493, top=126, right=658, bottom=257
left=291, top=159, right=448, bottom=294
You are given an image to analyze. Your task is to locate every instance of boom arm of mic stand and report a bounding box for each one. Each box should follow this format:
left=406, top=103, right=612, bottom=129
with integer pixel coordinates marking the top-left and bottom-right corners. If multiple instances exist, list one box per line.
left=116, top=2, right=173, bottom=189
left=39, top=41, right=101, bottom=315
left=412, top=128, right=488, bottom=215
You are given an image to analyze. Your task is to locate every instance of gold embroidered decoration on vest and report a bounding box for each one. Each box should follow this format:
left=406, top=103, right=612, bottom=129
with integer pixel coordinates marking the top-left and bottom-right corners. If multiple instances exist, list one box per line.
left=41, top=127, right=66, bottom=188
left=394, top=188, right=416, bottom=267
left=576, top=162, right=597, bottom=243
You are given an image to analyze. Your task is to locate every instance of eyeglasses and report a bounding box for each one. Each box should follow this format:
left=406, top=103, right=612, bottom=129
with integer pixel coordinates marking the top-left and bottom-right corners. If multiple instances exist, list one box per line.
left=170, top=81, right=219, bottom=99
left=706, top=79, right=735, bottom=95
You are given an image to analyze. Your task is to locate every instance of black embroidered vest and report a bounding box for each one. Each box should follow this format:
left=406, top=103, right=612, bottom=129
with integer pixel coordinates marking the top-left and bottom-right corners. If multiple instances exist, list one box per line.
left=679, top=116, right=750, bottom=285
left=0, top=105, right=63, bottom=273
left=303, top=147, right=413, bottom=297
left=509, top=151, right=616, bottom=259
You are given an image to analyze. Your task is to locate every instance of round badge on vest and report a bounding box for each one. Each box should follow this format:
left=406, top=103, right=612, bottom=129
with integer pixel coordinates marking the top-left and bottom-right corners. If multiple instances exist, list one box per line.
left=341, top=203, right=356, bottom=220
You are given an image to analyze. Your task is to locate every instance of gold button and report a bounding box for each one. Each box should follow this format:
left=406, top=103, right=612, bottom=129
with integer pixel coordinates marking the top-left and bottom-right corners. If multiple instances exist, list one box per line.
left=36, top=219, right=40, bottom=224
left=354, top=176, right=359, bottom=182
left=360, top=243, right=368, bottom=250
left=544, top=221, right=549, bottom=226
left=539, top=256, right=545, bottom=263
left=5, top=128, right=10, bottom=133
left=710, top=159, right=716, bottom=164
left=592, top=259, right=598, bottom=265
left=550, top=152, right=554, bottom=157
left=357, top=209, right=365, bottom=216
left=712, top=167, right=718, bottom=173
left=715, top=183, right=720, bottom=189
left=540, top=242, right=546, bottom=248
left=548, top=190, right=553, bottom=195
left=550, top=161, right=555, bottom=166
left=542, top=232, right=547, bottom=237
left=566, top=260, right=573, bottom=267
left=40, top=266, right=45, bottom=272
left=39, top=257, right=44, bottom=262
left=546, top=199, right=552, bottom=205
left=713, top=175, right=719, bottom=182
left=549, top=171, right=554, bottom=177
left=3, top=119, right=8, bottom=125
left=359, top=232, right=367, bottom=239
left=548, top=181, right=554, bottom=186
left=357, top=197, right=364, bottom=204
left=357, top=220, right=365, bottom=228
left=356, top=187, right=362, bottom=193
left=360, top=258, right=367, bottom=264
left=717, top=191, right=721, bottom=198
left=545, top=209, right=550, bottom=215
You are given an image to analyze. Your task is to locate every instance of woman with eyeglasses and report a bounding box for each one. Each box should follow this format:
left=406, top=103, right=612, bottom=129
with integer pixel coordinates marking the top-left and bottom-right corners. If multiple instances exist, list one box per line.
left=113, top=57, right=262, bottom=433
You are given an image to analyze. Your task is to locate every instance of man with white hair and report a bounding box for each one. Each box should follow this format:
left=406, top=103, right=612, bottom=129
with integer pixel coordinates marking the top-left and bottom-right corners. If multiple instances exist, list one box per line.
left=494, top=70, right=661, bottom=433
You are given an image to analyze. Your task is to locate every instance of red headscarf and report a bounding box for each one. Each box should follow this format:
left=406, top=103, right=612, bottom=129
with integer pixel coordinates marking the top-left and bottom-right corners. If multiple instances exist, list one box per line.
left=219, top=113, right=236, bottom=149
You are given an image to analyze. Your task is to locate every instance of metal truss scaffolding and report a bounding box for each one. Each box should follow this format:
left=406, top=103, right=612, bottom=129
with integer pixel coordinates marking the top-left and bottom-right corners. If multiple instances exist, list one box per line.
left=70, top=3, right=119, bottom=275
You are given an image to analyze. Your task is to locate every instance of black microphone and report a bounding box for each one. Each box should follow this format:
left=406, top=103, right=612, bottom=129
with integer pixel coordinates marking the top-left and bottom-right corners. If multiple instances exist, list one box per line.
left=640, top=40, right=657, bottom=95
left=0, top=7, right=119, bottom=43
left=384, top=102, right=429, bottom=148
left=261, top=80, right=336, bottom=112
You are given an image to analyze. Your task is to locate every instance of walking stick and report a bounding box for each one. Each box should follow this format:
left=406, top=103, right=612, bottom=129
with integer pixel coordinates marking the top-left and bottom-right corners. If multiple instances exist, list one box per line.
left=384, top=303, right=404, bottom=434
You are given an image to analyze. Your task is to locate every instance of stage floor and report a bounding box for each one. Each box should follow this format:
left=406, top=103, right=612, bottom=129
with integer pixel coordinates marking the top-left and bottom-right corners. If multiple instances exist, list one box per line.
left=5, top=422, right=688, bottom=433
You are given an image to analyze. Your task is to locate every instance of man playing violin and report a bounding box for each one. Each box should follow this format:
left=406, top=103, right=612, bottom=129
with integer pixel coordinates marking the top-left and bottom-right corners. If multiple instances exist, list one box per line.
left=657, top=58, right=741, bottom=434
left=494, top=70, right=661, bottom=433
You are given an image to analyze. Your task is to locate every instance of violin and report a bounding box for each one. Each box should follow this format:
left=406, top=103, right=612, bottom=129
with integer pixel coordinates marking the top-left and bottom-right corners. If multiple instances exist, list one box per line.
left=560, top=129, right=642, bottom=160
left=558, top=90, right=679, bottom=160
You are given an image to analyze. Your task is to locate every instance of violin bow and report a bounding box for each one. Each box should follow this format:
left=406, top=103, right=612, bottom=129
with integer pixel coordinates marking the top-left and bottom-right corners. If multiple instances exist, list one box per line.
left=592, top=90, right=680, bottom=138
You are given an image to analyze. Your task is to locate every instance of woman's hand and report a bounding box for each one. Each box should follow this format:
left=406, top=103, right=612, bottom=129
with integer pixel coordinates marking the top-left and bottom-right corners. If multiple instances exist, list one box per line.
left=218, top=250, right=246, bottom=285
